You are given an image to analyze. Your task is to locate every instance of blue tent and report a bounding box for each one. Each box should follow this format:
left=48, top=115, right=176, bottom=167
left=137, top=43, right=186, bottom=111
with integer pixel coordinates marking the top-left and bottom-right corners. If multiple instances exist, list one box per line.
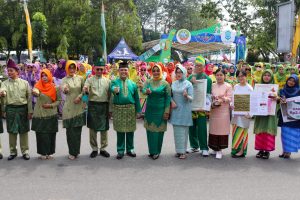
left=108, top=37, right=138, bottom=62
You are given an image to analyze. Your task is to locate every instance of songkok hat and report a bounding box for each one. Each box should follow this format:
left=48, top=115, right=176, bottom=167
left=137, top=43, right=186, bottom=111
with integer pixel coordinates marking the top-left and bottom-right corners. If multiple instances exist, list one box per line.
left=7, top=59, right=19, bottom=71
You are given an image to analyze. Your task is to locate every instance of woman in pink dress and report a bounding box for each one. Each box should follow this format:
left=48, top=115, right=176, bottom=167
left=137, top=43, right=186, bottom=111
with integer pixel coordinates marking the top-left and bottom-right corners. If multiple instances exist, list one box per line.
left=209, top=68, right=233, bottom=159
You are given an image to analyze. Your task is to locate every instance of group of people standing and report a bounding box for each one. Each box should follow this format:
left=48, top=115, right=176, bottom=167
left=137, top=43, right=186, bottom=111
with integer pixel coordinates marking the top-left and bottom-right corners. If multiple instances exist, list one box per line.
left=0, top=56, right=299, bottom=161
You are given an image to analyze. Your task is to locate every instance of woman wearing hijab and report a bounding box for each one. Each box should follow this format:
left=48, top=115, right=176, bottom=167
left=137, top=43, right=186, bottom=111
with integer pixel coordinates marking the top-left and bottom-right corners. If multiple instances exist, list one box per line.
left=204, top=63, right=214, bottom=76
left=274, top=65, right=288, bottom=89
left=32, top=69, right=60, bottom=160
left=54, top=59, right=67, bottom=117
left=278, top=74, right=300, bottom=159
left=169, top=64, right=193, bottom=159
left=209, top=68, right=233, bottom=159
left=137, top=62, right=150, bottom=115
left=60, top=60, right=86, bottom=160
left=253, top=63, right=264, bottom=85
left=143, top=64, right=171, bottom=160
left=226, top=65, right=238, bottom=86
left=254, top=70, right=278, bottom=159
left=245, top=65, right=255, bottom=87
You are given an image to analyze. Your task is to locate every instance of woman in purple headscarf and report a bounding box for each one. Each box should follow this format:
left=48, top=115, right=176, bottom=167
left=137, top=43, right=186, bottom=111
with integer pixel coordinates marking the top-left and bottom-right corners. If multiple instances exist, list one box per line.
left=53, top=59, right=67, bottom=117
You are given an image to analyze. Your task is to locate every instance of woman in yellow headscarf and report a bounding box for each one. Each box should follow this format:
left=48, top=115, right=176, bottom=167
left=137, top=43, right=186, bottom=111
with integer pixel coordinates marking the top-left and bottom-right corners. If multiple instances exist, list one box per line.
left=142, top=64, right=171, bottom=160
left=253, top=62, right=264, bottom=85
left=61, top=60, right=86, bottom=160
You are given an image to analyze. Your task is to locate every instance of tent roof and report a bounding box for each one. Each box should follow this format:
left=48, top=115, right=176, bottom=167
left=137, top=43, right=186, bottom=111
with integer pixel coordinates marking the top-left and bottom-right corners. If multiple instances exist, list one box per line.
left=108, top=37, right=138, bottom=60
left=142, top=40, right=233, bottom=55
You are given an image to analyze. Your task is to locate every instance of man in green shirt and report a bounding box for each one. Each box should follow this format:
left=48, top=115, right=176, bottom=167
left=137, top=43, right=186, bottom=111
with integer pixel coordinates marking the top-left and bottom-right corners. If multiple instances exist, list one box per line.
left=0, top=59, right=32, bottom=160
left=110, top=61, right=141, bottom=160
left=187, top=56, right=212, bottom=157
left=83, top=59, right=111, bottom=158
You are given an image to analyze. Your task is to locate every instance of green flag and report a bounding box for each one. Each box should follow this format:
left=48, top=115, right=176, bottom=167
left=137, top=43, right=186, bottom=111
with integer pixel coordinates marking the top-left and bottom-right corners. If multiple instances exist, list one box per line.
left=101, top=1, right=107, bottom=64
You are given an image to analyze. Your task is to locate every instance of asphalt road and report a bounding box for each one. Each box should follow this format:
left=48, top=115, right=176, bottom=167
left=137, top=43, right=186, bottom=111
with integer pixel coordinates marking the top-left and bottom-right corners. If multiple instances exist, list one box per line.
left=1, top=119, right=300, bottom=200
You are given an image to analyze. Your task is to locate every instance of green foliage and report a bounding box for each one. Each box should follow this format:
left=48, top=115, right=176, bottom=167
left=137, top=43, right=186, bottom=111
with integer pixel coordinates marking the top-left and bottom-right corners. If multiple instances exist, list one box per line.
left=56, top=35, right=69, bottom=60
left=32, top=12, right=48, bottom=50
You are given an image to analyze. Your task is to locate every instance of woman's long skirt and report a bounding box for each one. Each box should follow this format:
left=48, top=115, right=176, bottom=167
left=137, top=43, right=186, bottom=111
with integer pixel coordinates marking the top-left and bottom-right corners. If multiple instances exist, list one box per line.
left=281, top=127, right=300, bottom=153
left=231, top=125, right=248, bottom=156
left=147, top=131, right=164, bottom=155
left=173, top=125, right=189, bottom=154
left=255, top=132, right=275, bottom=152
left=208, top=134, right=228, bottom=151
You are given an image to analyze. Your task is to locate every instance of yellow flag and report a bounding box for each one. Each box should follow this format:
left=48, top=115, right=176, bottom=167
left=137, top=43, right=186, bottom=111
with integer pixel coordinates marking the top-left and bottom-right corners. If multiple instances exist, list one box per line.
left=24, top=2, right=33, bottom=61
left=292, top=16, right=300, bottom=58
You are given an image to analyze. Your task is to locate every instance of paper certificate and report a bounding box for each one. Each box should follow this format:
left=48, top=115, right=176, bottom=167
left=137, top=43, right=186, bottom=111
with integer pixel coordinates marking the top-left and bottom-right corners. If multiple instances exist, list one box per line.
left=254, top=84, right=278, bottom=115
left=191, top=79, right=207, bottom=111
left=286, top=96, right=300, bottom=120
left=233, top=93, right=250, bottom=115
left=250, top=91, right=269, bottom=116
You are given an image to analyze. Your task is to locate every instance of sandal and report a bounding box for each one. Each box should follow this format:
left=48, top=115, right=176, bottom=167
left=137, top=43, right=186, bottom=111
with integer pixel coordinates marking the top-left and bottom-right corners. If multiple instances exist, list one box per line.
left=152, top=154, right=159, bottom=160
left=68, top=155, right=76, bottom=160
left=38, top=155, right=47, bottom=160
left=178, top=154, right=187, bottom=159
left=175, top=153, right=180, bottom=158
left=47, top=155, right=54, bottom=160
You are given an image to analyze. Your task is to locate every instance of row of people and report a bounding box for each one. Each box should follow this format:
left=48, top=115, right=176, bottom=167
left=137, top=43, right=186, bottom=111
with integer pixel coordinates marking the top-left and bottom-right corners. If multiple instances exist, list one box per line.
left=0, top=57, right=299, bottom=161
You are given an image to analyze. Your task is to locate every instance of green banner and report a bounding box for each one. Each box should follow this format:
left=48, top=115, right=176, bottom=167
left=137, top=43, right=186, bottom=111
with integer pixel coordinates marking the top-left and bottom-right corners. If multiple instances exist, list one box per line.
left=159, top=29, right=176, bottom=63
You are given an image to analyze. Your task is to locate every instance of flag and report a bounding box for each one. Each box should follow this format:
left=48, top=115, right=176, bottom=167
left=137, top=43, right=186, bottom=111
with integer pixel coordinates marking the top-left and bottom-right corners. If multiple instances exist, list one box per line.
left=101, top=1, right=107, bottom=64
left=292, top=17, right=300, bottom=58
left=24, top=1, right=33, bottom=61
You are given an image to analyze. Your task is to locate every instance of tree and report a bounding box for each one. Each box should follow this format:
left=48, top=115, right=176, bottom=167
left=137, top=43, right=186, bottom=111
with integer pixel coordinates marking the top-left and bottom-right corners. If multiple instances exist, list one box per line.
left=32, top=12, right=48, bottom=50
left=56, top=35, right=69, bottom=60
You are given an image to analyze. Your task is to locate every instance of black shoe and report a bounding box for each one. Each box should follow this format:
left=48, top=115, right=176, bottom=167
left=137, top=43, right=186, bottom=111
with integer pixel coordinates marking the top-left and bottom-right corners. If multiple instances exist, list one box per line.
left=22, top=154, right=30, bottom=160
left=256, top=151, right=263, bottom=158
left=126, top=151, right=136, bottom=157
left=231, top=154, right=245, bottom=158
left=116, top=153, right=124, bottom=160
left=148, top=154, right=154, bottom=158
left=90, top=151, right=98, bottom=158
left=100, top=150, right=110, bottom=158
left=0, top=153, right=3, bottom=159
left=7, top=154, right=17, bottom=161
left=262, top=151, right=270, bottom=159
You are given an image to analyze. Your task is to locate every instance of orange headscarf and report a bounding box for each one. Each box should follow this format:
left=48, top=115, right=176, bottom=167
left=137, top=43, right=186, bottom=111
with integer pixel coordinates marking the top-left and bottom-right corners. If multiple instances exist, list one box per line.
left=65, top=60, right=78, bottom=76
left=34, top=69, right=57, bottom=102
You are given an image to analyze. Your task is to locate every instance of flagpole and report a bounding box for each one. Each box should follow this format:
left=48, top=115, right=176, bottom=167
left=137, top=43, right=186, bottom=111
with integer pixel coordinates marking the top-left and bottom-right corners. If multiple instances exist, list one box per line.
left=101, top=1, right=107, bottom=64
left=23, top=0, right=33, bottom=62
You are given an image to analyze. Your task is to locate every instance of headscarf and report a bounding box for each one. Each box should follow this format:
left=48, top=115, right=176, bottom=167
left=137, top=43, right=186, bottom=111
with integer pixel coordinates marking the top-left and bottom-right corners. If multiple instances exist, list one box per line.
left=166, top=62, right=175, bottom=74
left=34, top=69, right=57, bottom=102
left=76, top=63, right=87, bottom=79
left=275, top=64, right=286, bottom=82
left=290, top=66, right=299, bottom=75
left=204, top=63, right=214, bottom=76
left=152, top=64, right=163, bottom=81
left=260, top=69, right=274, bottom=84
left=280, top=74, right=300, bottom=98
left=228, top=65, right=236, bottom=76
left=65, top=60, right=77, bottom=76
left=175, top=64, right=187, bottom=81
left=53, top=59, right=66, bottom=79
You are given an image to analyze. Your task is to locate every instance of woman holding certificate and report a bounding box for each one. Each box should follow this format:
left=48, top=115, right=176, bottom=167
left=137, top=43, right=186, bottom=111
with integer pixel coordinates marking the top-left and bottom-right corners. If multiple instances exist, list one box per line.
left=278, top=74, right=300, bottom=159
left=231, top=70, right=253, bottom=158
left=254, top=70, right=278, bottom=159
left=209, top=68, right=233, bottom=159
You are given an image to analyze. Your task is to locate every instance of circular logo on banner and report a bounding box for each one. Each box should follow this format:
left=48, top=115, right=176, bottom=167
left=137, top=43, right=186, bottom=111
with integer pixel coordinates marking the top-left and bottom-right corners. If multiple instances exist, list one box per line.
left=221, top=30, right=236, bottom=45
left=176, top=29, right=191, bottom=44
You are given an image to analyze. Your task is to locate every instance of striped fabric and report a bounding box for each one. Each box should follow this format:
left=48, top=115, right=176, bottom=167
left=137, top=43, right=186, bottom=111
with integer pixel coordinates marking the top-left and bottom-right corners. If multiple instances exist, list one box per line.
left=281, top=127, right=300, bottom=153
left=140, top=98, right=147, bottom=114
left=231, top=125, right=248, bottom=156
left=255, top=133, right=275, bottom=152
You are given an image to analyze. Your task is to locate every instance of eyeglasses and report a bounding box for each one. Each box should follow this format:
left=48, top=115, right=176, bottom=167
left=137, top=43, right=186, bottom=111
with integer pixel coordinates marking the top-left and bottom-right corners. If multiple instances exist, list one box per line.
left=95, top=68, right=104, bottom=71
left=246, top=68, right=251, bottom=71
left=187, top=68, right=193, bottom=70
left=140, top=69, right=146, bottom=71
left=27, top=66, right=33, bottom=69
left=255, top=66, right=261, bottom=68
